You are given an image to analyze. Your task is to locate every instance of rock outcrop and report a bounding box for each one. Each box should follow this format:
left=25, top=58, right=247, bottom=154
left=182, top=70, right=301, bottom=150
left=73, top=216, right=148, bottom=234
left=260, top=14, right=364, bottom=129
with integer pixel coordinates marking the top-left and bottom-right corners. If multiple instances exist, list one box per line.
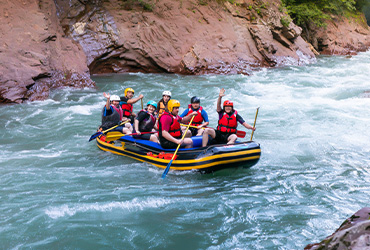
left=56, top=0, right=316, bottom=76
left=0, top=0, right=94, bottom=103
left=1, top=0, right=370, bottom=103
left=305, top=207, right=370, bottom=250
left=304, top=14, right=370, bottom=55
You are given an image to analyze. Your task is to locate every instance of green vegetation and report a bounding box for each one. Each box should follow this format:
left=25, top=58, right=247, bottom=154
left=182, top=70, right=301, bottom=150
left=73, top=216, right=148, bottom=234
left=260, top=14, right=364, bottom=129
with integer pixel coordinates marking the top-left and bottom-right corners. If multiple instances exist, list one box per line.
left=280, top=16, right=291, bottom=27
left=119, top=0, right=155, bottom=11
left=282, top=0, right=370, bottom=28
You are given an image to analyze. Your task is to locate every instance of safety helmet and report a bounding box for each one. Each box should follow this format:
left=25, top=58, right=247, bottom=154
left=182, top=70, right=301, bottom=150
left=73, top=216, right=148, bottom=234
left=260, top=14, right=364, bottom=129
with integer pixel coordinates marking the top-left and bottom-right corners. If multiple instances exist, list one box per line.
left=162, top=90, right=172, bottom=97
left=168, top=99, right=180, bottom=112
left=223, top=100, right=233, bottom=107
left=110, top=95, right=120, bottom=102
left=124, top=88, right=135, bottom=96
left=147, top=100, right=157, bottom=109
left=191, top=96, right=200, bottom=103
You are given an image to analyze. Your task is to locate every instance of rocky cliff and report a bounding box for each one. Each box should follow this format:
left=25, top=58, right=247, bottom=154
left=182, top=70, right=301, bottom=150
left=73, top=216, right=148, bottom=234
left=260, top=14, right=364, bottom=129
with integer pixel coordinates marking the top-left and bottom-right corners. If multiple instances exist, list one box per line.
left=305, top=207, right=370, bottom=250
left=1, top=0, right=370, bottom=103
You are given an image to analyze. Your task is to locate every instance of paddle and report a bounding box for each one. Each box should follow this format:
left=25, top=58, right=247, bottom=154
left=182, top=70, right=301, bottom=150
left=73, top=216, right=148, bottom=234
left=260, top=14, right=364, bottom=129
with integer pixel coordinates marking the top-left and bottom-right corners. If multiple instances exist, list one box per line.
left=250, top=107, right=259, bottom=141
left=105, top=131, right=157, bottom=141
left=162, top=115, right=196, bottom=179
left=179, top=124, right=246, bottom=138
left=141, top=98, right=143, bottom=110
left=88, top=120, right=129, bottom=142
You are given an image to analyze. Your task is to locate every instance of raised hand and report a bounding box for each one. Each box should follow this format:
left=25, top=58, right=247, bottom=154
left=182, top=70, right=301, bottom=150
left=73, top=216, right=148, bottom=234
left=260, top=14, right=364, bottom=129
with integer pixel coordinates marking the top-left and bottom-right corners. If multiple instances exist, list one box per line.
left=219, top=88, right=225, bottom=97
left=103, top=92, right=110, bottom=99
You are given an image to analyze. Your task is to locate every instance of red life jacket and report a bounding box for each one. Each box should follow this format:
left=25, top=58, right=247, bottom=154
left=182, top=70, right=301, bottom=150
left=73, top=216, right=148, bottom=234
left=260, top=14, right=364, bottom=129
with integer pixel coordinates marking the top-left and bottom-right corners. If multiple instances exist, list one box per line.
left=158, top=111, right=182, bottom=138
left=121, top=102, right=133, bottom=118
left=111, top=105, right=123, bottom=121
left=184, top=104, right=204, bottom=125
left=217, top=110, right=238, bottom=134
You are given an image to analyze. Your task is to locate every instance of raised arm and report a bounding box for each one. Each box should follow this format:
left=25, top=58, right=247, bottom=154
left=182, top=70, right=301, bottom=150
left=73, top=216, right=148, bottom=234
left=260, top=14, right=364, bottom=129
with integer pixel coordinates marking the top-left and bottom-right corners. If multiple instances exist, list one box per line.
left=104, top=92, right=111, bottom=110
left=217, top=88, right=225, bottom=112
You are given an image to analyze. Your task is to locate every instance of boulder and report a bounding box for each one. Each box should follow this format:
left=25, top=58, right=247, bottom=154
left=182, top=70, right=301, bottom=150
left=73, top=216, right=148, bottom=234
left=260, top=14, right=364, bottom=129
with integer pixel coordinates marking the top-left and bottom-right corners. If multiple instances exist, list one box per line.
left=305, top=207, right=370, bottom=250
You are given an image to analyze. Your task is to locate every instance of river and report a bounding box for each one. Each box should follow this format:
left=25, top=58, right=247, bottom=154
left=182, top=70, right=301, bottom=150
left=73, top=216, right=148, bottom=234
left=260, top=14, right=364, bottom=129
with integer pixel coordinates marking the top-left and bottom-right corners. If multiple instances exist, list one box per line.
left=1, top=52, right=370, bottom=249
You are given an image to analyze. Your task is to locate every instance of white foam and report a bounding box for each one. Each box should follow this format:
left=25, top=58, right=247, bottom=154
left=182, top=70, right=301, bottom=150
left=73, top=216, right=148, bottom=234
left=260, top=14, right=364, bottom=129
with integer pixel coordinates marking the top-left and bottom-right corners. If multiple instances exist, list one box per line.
left=45, top=197, right=174, bottom=219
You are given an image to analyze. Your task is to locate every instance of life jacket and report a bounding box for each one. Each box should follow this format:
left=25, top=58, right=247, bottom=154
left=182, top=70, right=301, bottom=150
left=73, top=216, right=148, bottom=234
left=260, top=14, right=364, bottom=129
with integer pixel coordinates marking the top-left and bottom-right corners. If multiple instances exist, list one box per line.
left=101, top=105, right=121, bottom=130
left=157, top=101, right=167, bottom=118
left=217, top=110, right=238, bottom=134
left=138, top=109, right=156, bottom=132
left=184, top=104, right=204, bottom=125
left=158, top=111, right=182, bottom=138
left=121, top=102, right=133, bottom=118
left=111, top=105, right=123, bottom=121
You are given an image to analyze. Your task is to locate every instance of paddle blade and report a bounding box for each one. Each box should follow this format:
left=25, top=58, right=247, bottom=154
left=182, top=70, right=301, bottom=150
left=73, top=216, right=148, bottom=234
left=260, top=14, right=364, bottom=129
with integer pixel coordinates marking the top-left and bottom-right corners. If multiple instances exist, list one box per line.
left=89, top=132, right=102, bottom=141
left=162, top=159, right=173, bottom=179
left=105, top=131, right=124, bottom=141
left=236, top=130, right=246, bottom=138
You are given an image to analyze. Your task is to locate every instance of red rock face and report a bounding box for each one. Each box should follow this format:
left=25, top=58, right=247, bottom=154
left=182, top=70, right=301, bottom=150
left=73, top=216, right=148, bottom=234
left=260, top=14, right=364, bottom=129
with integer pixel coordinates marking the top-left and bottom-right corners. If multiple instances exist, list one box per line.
left=1, top=0, right=370, bottom=103
left=0, top=0, right=94, bottom=103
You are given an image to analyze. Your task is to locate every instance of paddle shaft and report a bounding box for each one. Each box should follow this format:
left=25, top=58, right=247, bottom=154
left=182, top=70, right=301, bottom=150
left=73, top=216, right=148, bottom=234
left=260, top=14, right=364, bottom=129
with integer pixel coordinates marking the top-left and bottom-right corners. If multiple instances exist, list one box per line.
left=162, top=115, right=196, bottom=179
left=250, top=107, right=259, bottom=141
left=105, top=131, right=157, bottom=141
left=180, top=124, right=246, bottom=138
left=89, top=120, right=129, bottom=141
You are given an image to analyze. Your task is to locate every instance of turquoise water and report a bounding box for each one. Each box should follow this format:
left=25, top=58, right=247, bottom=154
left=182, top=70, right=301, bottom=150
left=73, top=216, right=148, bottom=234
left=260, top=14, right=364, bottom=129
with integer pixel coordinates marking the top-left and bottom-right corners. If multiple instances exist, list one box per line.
left=1, top=53, right=370, bottom=249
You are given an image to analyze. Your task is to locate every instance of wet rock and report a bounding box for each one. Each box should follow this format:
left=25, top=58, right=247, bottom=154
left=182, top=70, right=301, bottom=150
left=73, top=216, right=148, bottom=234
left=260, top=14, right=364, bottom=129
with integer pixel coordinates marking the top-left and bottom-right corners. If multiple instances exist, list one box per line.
left=305, top=207, right=370, bottom=250
left=2, top=0, right=370, bottom=103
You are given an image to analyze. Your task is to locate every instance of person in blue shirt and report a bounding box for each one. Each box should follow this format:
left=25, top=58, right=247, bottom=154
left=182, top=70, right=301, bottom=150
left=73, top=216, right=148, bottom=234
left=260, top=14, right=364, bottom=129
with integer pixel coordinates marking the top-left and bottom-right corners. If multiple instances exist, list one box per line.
left=180, top=96, right=209, bottom=136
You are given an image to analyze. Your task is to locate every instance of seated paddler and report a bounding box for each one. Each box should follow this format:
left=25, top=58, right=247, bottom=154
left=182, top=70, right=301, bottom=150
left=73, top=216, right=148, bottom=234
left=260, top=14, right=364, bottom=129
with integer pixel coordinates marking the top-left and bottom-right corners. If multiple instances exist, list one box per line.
left=180, top=96, right=209, bottom=136
left=102, top=93, right=131, bottom=134
left=158, top=99, right=197, bottom=149
left=133, top=100, right=159, bottom=143
left=202, top=88, right=256, bottom=147
left=119, top=87, right=144, bottom=132
left=156, top=90, right=171, bottom=118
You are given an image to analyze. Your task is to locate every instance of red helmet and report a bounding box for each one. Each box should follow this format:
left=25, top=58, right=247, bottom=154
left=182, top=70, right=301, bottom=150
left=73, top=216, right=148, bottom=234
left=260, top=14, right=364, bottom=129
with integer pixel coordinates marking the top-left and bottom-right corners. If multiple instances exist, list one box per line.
left=223, top=100, right=233, bottom=107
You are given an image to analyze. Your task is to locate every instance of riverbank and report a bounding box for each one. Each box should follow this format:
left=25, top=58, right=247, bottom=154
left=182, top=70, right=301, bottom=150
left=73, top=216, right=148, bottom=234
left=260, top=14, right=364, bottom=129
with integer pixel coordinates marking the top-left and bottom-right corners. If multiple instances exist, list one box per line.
left=1, top=0, right=370, bottom=103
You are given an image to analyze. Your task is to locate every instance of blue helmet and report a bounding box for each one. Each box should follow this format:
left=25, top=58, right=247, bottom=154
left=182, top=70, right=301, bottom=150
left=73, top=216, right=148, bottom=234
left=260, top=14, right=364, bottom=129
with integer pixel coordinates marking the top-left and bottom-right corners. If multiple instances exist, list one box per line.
left=147, top=100, right=157, bottom=109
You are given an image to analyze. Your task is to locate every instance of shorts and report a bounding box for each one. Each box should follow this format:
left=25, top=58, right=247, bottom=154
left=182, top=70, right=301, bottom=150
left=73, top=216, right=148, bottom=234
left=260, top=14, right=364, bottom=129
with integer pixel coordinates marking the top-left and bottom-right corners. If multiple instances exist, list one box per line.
left=188, top=127, right=198, bottom=137
left=133, top=133, right=152, bottom=140
left=214, top=130, right=233, bottom=144
left=159, top=137, right=180, bottom=149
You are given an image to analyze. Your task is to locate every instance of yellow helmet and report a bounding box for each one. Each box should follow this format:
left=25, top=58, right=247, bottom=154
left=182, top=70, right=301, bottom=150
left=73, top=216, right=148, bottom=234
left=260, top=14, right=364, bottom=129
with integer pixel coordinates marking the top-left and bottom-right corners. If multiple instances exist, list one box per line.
left=168, top=99, right=180, bottom=112
left=124, top=88, right=135, bottom=96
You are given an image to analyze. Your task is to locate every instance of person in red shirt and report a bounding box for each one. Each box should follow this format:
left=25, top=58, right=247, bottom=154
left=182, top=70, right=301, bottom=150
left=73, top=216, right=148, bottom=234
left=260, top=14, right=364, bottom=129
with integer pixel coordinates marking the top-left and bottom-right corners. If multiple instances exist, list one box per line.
left=158, top=99, right=197, bottom=149
left=202, top=88, right=255, bottom=147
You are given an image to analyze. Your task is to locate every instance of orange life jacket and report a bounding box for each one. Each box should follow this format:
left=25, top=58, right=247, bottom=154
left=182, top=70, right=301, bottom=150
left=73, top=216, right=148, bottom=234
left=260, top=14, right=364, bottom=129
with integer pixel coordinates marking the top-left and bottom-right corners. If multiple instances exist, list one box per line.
left=121, top=102, right=133, bottom=118
left=158, top=111, right=182, bottom=138
left=184, top=105, right=204, bottom=125
left=217, top=110, right=238, bottom=134
left=157, top=101, right=167, bottom=118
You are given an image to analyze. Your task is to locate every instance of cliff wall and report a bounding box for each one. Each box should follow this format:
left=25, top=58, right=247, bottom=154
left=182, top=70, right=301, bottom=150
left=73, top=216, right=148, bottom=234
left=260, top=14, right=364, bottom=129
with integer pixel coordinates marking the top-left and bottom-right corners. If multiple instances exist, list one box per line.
left=1, top=0, right=369, bottom=103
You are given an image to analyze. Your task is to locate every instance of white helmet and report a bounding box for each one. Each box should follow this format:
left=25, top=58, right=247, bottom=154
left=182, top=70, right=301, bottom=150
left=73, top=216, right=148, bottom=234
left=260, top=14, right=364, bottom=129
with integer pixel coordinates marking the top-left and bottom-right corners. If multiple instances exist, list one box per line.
left=110, top=95, right=120, bottom=101
left=162, top=91, right=172, bottom=97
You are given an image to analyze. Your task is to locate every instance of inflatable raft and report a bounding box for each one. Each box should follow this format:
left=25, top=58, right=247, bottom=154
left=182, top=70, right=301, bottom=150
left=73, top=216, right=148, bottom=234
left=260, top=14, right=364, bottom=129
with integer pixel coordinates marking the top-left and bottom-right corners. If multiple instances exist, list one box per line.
left=96, top=135, right=261, bottom=173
